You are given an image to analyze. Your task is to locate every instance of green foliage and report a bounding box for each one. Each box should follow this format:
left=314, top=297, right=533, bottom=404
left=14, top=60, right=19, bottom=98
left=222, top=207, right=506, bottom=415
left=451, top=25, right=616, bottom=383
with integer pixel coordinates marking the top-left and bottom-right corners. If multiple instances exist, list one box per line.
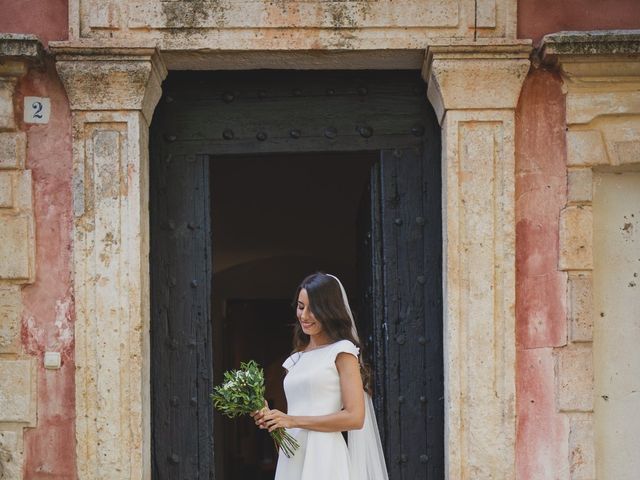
left=211, top=360, right=300, bottom=458
left=211, top=360, right=266, bottom=417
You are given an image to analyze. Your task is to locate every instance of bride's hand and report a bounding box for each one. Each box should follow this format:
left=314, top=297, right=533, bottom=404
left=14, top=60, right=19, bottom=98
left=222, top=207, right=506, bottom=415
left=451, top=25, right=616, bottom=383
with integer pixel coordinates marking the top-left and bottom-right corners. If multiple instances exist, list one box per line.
left=260, top=409, right=295, bottom=432
left=250, top=400, right=269, bottom=427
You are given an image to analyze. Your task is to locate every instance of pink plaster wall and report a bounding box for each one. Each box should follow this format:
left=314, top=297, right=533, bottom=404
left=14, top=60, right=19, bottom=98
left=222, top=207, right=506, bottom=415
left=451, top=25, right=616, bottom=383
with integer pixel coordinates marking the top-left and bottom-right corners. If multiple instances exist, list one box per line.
left=0, top=0, right=68, bottom=46
left=515, top=67, right=569, bottom=478
left=518, top=0, right=640, bottom=45
left=17, top=59, right=76, bottom=479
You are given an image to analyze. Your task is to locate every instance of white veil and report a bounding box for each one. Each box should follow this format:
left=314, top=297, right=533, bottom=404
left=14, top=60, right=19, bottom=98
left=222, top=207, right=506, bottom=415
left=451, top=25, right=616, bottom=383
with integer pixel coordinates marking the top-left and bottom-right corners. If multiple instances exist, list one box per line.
left=326, top=274, right=389, bottom=480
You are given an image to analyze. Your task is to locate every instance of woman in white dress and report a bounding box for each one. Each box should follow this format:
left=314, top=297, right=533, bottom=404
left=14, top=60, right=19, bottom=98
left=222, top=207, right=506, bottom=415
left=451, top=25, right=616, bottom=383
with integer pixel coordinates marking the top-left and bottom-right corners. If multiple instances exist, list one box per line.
left=251, top=272, right=388, bottom=480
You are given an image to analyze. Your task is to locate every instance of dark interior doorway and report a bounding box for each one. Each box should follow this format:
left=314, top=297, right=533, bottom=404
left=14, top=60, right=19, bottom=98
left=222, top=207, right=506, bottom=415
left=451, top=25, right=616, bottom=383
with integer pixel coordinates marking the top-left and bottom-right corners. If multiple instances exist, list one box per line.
left=149, top=69, right=444, bottom=480
left=211, top=152, right=375, bottom=479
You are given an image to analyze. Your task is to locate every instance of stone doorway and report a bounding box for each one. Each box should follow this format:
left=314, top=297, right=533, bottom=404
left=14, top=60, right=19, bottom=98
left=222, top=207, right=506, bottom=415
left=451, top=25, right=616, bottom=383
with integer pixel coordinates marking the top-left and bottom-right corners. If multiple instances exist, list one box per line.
left=148, top=70, right=443, bottom=479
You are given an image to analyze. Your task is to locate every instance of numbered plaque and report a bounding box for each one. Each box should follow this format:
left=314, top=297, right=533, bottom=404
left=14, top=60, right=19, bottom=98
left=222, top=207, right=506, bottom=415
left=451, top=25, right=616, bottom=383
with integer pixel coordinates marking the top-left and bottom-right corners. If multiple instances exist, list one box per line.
left=24, top=96, right=51, bottom=124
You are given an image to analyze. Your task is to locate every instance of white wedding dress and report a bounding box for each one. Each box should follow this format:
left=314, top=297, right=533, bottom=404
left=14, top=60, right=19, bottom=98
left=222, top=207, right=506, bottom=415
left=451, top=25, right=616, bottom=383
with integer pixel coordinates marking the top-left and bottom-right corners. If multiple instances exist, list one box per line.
left=275, top=339, right=360, bottom=480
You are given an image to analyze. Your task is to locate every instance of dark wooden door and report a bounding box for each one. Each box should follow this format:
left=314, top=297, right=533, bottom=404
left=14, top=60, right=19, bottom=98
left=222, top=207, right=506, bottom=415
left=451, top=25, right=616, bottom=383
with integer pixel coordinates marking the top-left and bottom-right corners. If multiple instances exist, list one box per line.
left=149, top=152, right=214, bottom=479
left=357, top=143, right=443, bottom=480
left=150, top=70, right=443, bottom=479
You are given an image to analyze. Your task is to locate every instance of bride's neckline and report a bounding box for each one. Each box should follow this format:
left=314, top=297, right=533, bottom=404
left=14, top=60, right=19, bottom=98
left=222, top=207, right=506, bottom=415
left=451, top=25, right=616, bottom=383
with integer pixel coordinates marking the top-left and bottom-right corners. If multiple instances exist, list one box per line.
left=301, top=340, right=341, bottom=353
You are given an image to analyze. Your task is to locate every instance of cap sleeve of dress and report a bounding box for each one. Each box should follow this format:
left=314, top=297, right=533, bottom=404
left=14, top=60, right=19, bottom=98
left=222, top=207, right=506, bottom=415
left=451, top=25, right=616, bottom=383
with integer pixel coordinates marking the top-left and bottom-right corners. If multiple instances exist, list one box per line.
left=332, top=339, right=360, bottom=362
left=282, top=352, right=301, bottom=371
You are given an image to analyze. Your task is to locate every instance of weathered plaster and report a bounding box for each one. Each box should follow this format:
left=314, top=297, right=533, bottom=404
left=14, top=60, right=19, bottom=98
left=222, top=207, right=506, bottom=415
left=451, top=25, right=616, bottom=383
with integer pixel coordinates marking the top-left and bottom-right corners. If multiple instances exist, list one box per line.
left=0, top=0, right=68, bottom=47
left=518, top=1, right=640, bottom=45
left=515, top=67, right=569, bottom=478
left=16, top=56, right=77, bottom=479
left=539, top=29, right=640, bottom=480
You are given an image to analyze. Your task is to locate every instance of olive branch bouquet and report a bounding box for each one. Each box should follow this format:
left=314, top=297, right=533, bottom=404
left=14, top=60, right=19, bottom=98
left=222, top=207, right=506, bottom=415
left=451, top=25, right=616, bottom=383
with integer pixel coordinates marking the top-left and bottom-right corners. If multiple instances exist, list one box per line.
left=211, top=360, right=299, bottom=458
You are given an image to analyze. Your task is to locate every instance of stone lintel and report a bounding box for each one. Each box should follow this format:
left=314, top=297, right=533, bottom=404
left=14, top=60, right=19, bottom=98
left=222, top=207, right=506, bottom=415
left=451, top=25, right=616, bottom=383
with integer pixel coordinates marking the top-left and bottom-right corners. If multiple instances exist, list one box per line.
left=540, top=30, right=640, bottom=92
left=422, top=39, right=532, bottom=122
left=51, top=43, right=167, bottom=123
left=541, top=30, right=640, bottom=60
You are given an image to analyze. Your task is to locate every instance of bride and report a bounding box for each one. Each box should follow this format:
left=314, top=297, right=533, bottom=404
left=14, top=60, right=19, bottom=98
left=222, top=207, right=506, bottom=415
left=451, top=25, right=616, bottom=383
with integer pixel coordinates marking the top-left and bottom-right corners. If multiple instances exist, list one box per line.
left=251, top=272, right=388, bottom=480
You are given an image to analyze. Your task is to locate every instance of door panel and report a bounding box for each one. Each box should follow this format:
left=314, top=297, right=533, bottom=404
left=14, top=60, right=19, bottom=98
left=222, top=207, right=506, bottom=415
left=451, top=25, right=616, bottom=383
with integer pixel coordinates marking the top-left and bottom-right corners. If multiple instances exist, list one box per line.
left=372, top=144, right=443, bottom=479
left=150, top=153, right=214, bottom=479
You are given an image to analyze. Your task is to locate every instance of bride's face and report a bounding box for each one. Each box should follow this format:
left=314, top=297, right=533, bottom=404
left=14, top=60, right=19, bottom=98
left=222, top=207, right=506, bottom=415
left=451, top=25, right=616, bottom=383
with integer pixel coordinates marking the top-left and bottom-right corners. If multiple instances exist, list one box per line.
left=296, top=289, right=323, bottom=336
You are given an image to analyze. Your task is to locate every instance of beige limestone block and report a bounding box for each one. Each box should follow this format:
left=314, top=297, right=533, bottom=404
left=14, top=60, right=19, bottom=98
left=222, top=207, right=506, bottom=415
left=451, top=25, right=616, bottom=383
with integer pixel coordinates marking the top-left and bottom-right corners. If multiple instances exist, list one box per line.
left=0, top=429, right=23, bottom=480
left=72, top=0, right=518, bottom=50
left=0, top=285, right=21, bottom=353
left=0, top=132, right=25, bottom=169
left=559, top=205, right=593, bottom=271
left=566, top=90, right=640, bottom=126
left=569, top=414, right=595, bottom=480
left=127, top=0, right=460, bottom=29
left=442, top=109, right=517, bottom=479
left=89, top=1, right=121, bottom=29
left=593, top=172, right=640, bottom=479
left=595, top=115, right=640, bottom=166
left=0, top=171, right=13, bottom=207
left=424, top=41, right=531, bottom=121
left=566, top=130, right=607, bottom=167
left=567, top=273, right=593, bottom=343
left=0, top=213, right=34, bottom=281
left=567, top=168, right=593, bottom=205
left=54, top=46, right=167, bottom=123
left=0, top=359, right=36, bottom=425
left=556, top=344, right=593, bottom=412
left=54, top=48, right=166, bottom=479
left=475, top=0, right=497, bottom=28
left=13, top=169, right=32, bottom=210
left=426, top=43, right=528, bottom=480
left=0, top=78, right=16, bottom=131
left=70, top=112, right=153, bottom=480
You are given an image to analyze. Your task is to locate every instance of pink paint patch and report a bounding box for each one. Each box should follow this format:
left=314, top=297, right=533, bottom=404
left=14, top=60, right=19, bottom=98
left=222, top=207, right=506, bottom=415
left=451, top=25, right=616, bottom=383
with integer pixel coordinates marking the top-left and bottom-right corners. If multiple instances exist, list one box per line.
left=16, top=59, right=77, bottom=478
left=515, top=67, right=570, bottom=479
left=516, top=348, right=570, bottom=478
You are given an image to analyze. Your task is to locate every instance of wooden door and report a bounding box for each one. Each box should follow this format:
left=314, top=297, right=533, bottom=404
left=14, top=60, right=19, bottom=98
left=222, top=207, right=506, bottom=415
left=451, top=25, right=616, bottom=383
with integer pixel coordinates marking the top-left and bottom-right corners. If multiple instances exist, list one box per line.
left=150, top=70, right=443, bottom=479
left=149, top=153, right=214, bottom=479
left=357, top=142, right=443, bottom=480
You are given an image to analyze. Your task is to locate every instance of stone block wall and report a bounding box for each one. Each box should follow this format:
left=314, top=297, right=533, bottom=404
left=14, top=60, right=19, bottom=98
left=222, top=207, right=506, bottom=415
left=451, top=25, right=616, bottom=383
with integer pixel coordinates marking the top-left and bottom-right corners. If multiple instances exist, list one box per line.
left=517, top=31, right=640, bottom=480
left=0, top=36, right=39, bottom=480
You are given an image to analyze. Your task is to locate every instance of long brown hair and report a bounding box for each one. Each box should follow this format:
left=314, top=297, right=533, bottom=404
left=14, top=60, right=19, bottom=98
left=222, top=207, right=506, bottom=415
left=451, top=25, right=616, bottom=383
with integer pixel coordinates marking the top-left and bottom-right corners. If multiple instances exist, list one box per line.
left=292, top=272, right=371, bottom=391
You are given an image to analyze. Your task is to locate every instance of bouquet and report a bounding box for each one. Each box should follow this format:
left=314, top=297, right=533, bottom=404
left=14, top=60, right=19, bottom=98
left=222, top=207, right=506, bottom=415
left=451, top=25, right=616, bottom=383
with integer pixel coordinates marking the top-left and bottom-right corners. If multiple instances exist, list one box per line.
left=211, top=360, right=300, bottom=458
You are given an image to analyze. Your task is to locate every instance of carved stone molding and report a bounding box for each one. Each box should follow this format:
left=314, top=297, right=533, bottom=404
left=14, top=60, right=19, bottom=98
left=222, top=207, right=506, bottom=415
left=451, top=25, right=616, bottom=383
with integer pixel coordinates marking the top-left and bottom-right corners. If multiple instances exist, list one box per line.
left=68, top=0, right=518, bottom=55
left=423, top=39, right=531, bottom=121
left=52, top=46, right=166, bottom=479
left=423, top=42, right=530, bottom=479
left=52, top=44, right=167, bottom=123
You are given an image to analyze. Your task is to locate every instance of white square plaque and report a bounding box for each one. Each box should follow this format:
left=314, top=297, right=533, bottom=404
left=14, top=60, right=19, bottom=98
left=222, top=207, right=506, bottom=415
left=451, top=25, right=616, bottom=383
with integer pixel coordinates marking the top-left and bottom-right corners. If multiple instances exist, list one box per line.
left=24, top=96, right=51, bottom=124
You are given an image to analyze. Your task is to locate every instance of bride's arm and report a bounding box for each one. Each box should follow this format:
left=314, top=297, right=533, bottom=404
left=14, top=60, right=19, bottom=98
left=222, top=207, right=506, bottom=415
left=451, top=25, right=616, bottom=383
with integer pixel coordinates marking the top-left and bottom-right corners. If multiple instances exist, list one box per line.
left=256, top=353, right=365, bottom=433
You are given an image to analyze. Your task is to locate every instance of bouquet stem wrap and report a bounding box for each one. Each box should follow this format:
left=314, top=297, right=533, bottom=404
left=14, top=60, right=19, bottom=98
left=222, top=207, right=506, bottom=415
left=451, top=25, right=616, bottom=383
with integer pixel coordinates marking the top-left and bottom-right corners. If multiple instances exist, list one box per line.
left=211, top=360, right=299, bottom=458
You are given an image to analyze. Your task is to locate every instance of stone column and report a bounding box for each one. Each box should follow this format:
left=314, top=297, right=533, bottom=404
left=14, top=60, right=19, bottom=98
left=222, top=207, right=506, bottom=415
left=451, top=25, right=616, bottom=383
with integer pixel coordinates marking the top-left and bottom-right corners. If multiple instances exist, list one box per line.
left=423, top=40, right=530, bottom=479
left=52, top=44, right=166, bottom=480
left=0, top=34, right=41, bottom=480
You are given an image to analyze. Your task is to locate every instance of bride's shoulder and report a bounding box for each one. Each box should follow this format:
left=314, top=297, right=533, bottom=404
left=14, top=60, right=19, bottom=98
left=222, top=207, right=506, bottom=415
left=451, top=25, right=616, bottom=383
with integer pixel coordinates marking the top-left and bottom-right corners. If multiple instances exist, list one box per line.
left=331, top=339, right=360, bottom=359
